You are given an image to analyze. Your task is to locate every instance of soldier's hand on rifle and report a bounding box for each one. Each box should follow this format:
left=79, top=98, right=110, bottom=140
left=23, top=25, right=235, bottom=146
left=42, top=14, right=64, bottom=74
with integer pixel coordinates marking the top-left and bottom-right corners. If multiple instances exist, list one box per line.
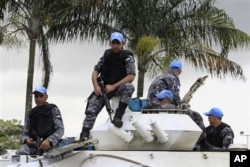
left=40, top=138, right=51, bottom=151
left=25, top=138, right=35, bottom=146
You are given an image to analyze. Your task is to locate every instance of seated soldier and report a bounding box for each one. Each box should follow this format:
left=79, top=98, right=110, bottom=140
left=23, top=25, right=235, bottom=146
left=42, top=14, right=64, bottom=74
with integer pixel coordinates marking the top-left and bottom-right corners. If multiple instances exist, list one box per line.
left=16, top=86, right=64, bottom=155
left=200, top=107, right=234, bottom=151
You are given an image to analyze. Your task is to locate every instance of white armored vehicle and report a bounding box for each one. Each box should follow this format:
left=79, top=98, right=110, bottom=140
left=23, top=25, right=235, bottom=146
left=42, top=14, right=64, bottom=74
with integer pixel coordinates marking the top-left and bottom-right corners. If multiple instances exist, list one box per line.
left=0, top=76, right=248, bottom=167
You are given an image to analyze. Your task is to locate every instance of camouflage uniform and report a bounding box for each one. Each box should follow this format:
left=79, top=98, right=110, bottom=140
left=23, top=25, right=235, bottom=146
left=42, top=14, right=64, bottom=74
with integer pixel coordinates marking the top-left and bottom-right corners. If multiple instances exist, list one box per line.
left=147, top=70, right=181, bottom=108
left=186, top=109, right=205, bottom=131
left=16, top=104, right=64, bottom=155
left=81, top=50, right=136, bottom=131
left=185, top=109, right=207, bottom=150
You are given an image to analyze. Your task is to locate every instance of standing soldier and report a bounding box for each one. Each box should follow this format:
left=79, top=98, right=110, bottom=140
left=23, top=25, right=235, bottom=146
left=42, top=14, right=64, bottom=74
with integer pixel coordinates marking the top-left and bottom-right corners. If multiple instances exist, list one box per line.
left=147, top=60, right=182, bottom=108
left=79, top=32, right=136, bottom=141
left=16, top=86, right=64, bottom=155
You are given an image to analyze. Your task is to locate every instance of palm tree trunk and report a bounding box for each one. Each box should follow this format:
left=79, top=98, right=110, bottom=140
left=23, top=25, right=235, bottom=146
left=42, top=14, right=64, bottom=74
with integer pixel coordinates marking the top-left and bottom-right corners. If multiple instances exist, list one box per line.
left=136, top=70, right=146, bottom=98
left=25, top=39, right=36, bottom=118
left=41, top=34, right=52, bottom=88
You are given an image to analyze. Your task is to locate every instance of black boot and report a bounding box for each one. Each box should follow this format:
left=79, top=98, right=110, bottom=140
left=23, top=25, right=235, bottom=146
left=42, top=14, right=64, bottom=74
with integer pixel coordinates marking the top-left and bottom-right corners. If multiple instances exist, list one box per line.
left=113, top=102, right=127, bottom=128
left=79, top=127, right=90, bottom=141
left=113, top=116, right=123, bottom=128
left=73, top=127, right=91, bottom=151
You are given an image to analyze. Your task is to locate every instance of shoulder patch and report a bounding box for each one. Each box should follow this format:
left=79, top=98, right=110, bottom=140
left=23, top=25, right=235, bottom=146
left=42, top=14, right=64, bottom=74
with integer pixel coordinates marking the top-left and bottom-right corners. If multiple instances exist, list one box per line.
left=125, top=55, right=135, bottom=63
left=119, top=50, right=134, bottom=62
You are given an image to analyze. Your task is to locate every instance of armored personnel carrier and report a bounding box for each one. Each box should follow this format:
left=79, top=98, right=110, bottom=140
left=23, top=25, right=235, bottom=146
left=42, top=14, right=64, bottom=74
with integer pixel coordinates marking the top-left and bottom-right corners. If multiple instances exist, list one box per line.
left=0, top=75, right=247, bottom=167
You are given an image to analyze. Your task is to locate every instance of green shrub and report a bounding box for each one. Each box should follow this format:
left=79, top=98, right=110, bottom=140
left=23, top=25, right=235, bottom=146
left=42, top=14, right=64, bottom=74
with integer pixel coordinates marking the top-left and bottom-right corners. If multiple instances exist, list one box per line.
left=0, top=119, right=23, bottom=154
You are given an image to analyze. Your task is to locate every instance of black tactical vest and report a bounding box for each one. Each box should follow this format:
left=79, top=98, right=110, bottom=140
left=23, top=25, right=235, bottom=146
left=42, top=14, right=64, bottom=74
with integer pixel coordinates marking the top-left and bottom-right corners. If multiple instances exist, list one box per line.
left=206, top=122, right=231, bottom=147
left=28, top=103, right=56, bottom=139
left=100, top=49, right=133, bottom=84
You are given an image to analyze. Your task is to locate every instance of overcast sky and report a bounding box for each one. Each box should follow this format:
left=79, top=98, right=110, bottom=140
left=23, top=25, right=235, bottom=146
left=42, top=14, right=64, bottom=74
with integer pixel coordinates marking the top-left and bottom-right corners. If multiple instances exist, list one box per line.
left=1, top=0, right=250, bottom=147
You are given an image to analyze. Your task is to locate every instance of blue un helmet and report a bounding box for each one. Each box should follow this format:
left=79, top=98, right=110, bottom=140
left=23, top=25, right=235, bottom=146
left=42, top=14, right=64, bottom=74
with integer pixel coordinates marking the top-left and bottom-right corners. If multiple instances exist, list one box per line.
left=110, top=32, right=124, bottom=42
left=169, top=60, right=182, bottom=71
left=32, top=86, right=47, bottom=94
left=155, top=89, right=174, bottom=102
left=204, top=107, right=224, bottom=118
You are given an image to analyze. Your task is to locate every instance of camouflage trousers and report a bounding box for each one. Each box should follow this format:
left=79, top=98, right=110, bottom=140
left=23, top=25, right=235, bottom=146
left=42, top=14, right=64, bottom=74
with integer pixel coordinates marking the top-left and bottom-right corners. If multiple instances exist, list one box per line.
left=15, top=144, right=37, bottom=155
left=82, top=82, right=134, bottom=129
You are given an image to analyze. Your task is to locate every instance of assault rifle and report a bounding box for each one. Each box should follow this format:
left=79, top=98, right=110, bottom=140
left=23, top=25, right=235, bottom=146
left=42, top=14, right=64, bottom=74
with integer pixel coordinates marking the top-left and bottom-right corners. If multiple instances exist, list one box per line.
left=97, top=77, right=113, bottom=122
left=32, top=131, right=43, bottom=156
left=180, top=75, right=208, bottom=109
left=36, top=136, right=42, bottom=156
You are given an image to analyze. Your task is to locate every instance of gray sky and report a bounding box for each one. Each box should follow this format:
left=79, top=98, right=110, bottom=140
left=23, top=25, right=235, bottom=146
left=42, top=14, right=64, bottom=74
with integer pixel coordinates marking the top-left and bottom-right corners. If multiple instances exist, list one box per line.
left=1, top=0, right=250, bottom=146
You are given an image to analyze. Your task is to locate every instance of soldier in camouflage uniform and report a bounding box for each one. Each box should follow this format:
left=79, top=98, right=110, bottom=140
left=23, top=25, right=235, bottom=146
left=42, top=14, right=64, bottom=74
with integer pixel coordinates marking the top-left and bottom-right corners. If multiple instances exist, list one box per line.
left=200, top=107, right=234, bottom=151
left=79, top=32, right=136, bottom=140
left=147, top=60, right=182, bottom=108
left=16, top=86, right=64, bottom=155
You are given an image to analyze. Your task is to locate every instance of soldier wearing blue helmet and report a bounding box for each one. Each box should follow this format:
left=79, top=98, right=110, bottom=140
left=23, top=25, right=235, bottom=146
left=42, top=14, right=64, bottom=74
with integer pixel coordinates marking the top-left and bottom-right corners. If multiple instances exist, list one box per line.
left=146, top=60, right=182, bottom=109
left=79, top=32, right=136, bottom=141
left=169, top=60, right=182, bottom=71
left=200, top=107, right=234, bottom=151
left=155, top=89, right=176, bottom=109
left=16, top=86, right=64, bottom=155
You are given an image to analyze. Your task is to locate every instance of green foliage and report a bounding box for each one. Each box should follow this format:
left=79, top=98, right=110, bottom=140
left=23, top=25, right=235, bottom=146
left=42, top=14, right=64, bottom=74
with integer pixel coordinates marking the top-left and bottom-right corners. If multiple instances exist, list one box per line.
left=97, top=0, right=250, bottom=97
left=2, top=0, right=250, bottom=99
left=0, top=119, right=23, bottom=154
left=98, top=0, right=250, bottom=80
left=1, top=0, right=104, bottom=116
left=135, top=36, right=159, bottom=58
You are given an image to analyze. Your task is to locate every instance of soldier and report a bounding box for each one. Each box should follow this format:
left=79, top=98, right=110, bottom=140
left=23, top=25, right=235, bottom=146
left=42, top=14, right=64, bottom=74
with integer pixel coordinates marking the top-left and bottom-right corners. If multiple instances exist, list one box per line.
left=201, top=107, right=234, bottom=151
left=79, top=32, right=136, bottom=141
left=16, top=86, right=64, bottom=155
left=147, top=60, right=182, bottom=108
left=154, top=89, right=176, bottom=109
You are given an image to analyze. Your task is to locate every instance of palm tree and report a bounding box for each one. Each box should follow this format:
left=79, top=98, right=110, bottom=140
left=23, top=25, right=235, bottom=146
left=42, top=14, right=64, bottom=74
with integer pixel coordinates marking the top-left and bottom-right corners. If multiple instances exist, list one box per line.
left=1, top=0, right=57, bottom=117
left=1, top=0, right=102, bottom=117
left=94, top=0, right=250, bottom=97
left=2, top=0, right=250, bottom=116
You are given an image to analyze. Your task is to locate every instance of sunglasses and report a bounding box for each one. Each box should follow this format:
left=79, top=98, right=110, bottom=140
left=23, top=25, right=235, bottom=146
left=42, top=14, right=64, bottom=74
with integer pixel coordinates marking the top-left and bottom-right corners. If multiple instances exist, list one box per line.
left=35, top=94, right=44, bottom=98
